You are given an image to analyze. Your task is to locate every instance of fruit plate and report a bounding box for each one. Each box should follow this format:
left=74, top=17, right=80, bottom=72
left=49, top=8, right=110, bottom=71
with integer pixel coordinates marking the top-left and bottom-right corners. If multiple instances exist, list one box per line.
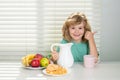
left=23, top=66, right=45, bottom=70
left=42, top=68, right=71, bottom=76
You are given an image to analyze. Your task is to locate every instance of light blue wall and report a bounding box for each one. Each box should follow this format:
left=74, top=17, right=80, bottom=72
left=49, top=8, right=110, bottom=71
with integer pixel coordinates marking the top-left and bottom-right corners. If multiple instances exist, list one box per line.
left=101, top=0, right=120, bottom=61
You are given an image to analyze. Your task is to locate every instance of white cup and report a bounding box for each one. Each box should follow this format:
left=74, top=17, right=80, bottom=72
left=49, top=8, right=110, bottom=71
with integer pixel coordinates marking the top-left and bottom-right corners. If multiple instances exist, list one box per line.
left=84, top=55, right=96, bottom=68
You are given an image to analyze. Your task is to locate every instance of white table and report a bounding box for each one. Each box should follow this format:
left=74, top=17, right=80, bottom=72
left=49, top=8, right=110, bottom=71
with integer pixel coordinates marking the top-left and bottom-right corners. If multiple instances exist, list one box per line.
left=0, top=61, right=120, bottom=80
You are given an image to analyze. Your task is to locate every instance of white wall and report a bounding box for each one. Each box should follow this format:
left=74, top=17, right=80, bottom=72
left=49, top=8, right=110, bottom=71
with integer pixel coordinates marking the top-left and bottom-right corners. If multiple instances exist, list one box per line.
left=101, top=0, right=120, bottom=61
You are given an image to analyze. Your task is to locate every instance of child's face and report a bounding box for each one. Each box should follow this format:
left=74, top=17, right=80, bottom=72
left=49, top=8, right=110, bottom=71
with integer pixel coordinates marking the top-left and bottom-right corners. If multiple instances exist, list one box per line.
left=69, top=22, right=85, bottom=43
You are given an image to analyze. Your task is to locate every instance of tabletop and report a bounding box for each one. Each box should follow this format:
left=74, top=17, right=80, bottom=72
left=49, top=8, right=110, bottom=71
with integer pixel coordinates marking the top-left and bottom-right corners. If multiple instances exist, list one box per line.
left=0, top=61, right=120, bottom=80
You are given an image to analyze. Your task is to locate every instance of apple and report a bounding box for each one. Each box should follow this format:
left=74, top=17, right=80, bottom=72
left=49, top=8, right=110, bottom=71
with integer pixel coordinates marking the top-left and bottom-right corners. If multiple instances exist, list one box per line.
left=40, top=58, right=49, bottom=67
left=34, top=53, right=43, bottom=62
left=30, top=58, right=40, bottom=67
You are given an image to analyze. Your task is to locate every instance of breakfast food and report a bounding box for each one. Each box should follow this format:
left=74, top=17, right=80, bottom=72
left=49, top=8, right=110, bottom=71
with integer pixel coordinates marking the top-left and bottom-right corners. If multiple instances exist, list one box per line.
left=22, top=54, right=36, bottom=67
left=46, top=64, right=67, bottom=75
left=22, top=53, right=51, bottom=67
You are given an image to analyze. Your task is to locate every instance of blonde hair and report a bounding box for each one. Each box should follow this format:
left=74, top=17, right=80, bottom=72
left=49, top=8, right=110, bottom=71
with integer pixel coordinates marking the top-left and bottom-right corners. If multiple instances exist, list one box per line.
left=62, top=12, right=91, bottom=42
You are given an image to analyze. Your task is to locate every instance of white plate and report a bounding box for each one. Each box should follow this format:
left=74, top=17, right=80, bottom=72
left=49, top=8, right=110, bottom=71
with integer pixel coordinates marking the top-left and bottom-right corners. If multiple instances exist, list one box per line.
left=42, top=68, right=70, bottom=76
left=23, top=66, right=45, bottom=70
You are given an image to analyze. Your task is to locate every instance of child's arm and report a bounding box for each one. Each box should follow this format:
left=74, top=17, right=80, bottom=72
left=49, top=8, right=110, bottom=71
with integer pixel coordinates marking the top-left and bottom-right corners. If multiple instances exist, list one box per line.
left=85, top=31, right=98, bottom=62
left=51, top=51, right=59, bottom=64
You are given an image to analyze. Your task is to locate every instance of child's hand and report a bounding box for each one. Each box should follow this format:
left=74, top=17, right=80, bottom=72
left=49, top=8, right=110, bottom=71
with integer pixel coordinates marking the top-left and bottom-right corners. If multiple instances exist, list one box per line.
left=85, top=31, right=96, bottom=41
left=51, top=50, right=59, bottom=61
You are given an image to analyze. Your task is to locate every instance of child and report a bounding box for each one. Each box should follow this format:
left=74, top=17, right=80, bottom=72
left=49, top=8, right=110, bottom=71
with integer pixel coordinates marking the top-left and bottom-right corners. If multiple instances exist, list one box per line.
left=51, top=12, right=98, bottom=63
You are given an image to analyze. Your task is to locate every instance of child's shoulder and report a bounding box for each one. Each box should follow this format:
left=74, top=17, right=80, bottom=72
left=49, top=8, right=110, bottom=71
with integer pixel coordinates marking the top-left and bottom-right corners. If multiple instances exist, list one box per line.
left=60, top=39, right=68, bottom=43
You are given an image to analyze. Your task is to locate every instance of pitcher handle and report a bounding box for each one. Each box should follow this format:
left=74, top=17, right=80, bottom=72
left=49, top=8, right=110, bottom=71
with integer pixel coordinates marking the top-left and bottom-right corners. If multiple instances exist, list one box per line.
left=51, top=43, right=60, bottom=52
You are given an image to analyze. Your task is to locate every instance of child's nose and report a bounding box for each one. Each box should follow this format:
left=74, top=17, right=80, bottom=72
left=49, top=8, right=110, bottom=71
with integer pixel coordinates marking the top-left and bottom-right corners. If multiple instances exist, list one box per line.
left=75, top=29, right=79, bottom=33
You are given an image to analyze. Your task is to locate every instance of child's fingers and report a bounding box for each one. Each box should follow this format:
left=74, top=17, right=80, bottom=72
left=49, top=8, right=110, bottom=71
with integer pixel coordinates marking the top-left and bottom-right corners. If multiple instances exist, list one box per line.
left=51, top=51, right=58, bottom=61
left=52, top=54, right=58, bottom=61
left=85, top=31, right=90, bottom=39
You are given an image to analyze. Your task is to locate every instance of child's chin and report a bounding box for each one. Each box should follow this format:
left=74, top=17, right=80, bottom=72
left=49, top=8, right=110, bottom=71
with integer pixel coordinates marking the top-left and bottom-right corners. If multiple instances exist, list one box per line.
left=74, top=37, right=81, bottom=40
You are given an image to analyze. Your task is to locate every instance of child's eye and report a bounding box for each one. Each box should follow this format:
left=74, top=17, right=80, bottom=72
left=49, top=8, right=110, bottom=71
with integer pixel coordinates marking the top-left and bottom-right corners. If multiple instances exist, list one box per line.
left=71, top=27, right=75, bottom=29
left=79, top=27, right=82, bottom=29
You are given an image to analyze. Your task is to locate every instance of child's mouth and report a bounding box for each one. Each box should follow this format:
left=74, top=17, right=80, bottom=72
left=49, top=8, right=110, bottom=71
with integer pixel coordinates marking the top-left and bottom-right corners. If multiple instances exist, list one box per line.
left=73, top=34, right=83, bottom=37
